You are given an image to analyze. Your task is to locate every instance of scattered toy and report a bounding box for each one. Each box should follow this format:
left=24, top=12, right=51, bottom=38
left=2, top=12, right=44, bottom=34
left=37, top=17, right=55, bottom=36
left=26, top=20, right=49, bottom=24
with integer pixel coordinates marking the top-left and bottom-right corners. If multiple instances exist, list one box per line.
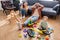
left=37, top=35, right=41, bottom=40
left=30, top=28, right=44, bottom=34
left=23, top=29, right=27, bottom=33
left=28, top=19, right=33, bottom=27
left=33, top=22, right=37, bottom=28
left=41, top=37, right=45, bottom=40
left=27, top=29, right=35, bottom=37
left=48, top=27, right=54, bottom=33
left=45, top=35, right=49, bottom=40
left=18, top=34, right=22, bottom=38
left=24, top=34, right=27, bottom=38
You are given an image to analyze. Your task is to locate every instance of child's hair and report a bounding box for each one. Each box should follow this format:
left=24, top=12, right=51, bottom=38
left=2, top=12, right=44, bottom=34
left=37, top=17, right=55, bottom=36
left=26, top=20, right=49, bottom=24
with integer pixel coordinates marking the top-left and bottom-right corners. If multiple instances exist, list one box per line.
left=43, top=16, right=48, bottom=19
left=10, top=10, right=14, bottom=13
left=23, top=2, right=25, bottom=8
left=22, top=1, right=27, bottom=8
left=22, top=1, right=28, bottom=8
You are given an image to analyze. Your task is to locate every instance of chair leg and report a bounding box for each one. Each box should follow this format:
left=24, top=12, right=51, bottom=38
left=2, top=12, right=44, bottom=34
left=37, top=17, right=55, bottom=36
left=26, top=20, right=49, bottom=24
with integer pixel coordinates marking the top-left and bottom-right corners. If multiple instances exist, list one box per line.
left=3, top=10, right=5, bottom=13
left=5, top=10, right=7, bottom=15
left=3, top=10, right=7, bottom=15
left=5, top=10, right=10, bottom=15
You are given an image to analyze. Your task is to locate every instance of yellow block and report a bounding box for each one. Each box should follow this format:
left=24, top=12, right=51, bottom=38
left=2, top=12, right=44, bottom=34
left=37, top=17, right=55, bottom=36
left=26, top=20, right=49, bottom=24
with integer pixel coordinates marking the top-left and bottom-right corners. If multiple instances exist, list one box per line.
left=18, top=34, right=22, bottom=38
left=30, top=28, right=43, bottom=34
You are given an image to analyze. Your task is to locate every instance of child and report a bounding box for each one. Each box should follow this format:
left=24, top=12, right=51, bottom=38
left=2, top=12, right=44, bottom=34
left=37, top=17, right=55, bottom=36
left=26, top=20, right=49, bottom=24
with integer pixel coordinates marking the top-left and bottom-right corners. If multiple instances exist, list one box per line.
left=38, top=16, right=51, bottom=35
left=20, top=2, right=28, bottom=18
left=6, top=10, right=16, bottom=23
left=39, top=16, right=48, bottom=30
left=7, top=10, right=23, bottom=30
left=23, top=3, right=44, bottom=26
left=16, top=17, right=23, bottom=30
left=20, top=2, right=32, bottom=18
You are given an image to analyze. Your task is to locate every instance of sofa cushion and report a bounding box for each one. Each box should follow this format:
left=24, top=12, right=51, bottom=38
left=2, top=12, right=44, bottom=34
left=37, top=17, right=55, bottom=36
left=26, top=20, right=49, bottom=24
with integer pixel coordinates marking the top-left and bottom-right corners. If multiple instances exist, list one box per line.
left=53, top=4, right=60, bottom=11
left=26, top=0, right=39, bottom=6
left=38, top=1, right=59, bottom=8
left=42, top=7, right=57, bottom=15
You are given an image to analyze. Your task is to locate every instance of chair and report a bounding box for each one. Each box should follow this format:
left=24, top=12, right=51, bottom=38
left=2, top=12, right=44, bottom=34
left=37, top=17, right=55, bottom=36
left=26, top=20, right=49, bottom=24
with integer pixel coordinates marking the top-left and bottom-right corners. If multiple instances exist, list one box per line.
left=1, top=1, right=15, bottom=15
left=1, top=1, right=6, bottom=14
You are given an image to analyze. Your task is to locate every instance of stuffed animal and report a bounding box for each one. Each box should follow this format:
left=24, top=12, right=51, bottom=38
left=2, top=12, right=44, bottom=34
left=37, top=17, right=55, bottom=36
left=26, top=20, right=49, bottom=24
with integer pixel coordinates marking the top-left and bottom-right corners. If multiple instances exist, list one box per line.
left=28, top=19, right=33, bottom=27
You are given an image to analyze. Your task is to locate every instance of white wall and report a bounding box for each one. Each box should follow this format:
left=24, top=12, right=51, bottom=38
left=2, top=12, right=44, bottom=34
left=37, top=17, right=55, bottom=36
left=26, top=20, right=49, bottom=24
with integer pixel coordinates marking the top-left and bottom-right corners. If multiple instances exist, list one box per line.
left=40, top=0, right=53, bottom=1
left=0, top=1, right=3, bottom=10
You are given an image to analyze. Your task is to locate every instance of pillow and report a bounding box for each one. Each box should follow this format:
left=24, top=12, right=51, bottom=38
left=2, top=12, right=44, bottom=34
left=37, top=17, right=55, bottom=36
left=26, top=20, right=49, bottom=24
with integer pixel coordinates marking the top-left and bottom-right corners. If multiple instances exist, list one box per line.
left=53, top=4, right=59, bottom=11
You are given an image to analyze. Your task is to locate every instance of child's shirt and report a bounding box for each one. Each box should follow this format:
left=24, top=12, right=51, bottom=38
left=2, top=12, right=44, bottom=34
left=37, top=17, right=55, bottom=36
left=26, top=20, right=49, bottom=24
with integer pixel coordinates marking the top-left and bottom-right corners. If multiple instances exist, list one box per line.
left=40, top=20, right=48, bottom=29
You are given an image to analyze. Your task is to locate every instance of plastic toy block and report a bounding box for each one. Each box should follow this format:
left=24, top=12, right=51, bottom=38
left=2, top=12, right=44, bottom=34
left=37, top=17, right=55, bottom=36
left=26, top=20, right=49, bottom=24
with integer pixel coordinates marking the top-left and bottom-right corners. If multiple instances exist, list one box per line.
left=24, top=34, right=27, bottom=38
left=45, top=35, right=49, bottom=40
left=23, top=29, right=27, bottom=33
left=18, top=34, right=22, bottom=38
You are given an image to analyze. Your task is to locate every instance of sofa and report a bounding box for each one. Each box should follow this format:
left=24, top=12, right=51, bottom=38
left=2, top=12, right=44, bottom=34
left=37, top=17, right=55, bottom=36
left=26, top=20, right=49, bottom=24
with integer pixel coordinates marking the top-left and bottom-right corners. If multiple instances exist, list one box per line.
left=26, top=0, right=60, bottom=19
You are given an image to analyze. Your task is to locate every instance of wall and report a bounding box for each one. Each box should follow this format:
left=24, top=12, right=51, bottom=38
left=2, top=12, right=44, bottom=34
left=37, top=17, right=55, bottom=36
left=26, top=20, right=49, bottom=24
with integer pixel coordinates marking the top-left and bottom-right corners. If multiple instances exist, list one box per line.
left=40, top=0, right=53, bottom=1
left=0, top=1, right=3, bottom=10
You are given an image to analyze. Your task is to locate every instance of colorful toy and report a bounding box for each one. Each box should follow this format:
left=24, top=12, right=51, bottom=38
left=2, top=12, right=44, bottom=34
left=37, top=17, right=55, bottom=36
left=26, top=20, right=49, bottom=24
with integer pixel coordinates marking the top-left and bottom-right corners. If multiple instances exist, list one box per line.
left=23, top=29, right=27, bottom=33
left=41, top=37, right=45, bottom=40
left=30, top=28, right=44, bottom=34
left=24, top=34, right=27, bottom=38
left=44, top=27, right=54, bottom=35
left=28, top=19, right=33, bottom=24
left=27, top=29, right=35, bottom=37
left=48, top=27, right=54, bottom=33
left=28, top=19, right=33, bottom=27
left=18, top=34, right=22, bottom=38
left=37, top=35, right=41, bottom=40
left=33, top=22, right=37, bottom=28
left=23, top=29, right=28, bottom=38
left=45, top=35, right=49, bottom=40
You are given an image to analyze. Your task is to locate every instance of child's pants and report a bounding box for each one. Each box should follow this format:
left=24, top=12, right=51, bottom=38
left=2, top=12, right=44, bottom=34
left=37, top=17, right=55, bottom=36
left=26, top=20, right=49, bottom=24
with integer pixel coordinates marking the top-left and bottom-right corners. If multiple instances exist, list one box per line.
left=24, top=16, right=39, bottom=26
left=20, top=8, right=32, bottom=16
left=21, top=9, right=27, bottom=16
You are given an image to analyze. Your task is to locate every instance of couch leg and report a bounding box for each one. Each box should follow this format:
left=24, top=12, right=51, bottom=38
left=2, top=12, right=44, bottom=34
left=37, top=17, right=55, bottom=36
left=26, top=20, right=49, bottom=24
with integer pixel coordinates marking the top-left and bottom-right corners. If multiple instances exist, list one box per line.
left=54, top=16, right=56, bottom=19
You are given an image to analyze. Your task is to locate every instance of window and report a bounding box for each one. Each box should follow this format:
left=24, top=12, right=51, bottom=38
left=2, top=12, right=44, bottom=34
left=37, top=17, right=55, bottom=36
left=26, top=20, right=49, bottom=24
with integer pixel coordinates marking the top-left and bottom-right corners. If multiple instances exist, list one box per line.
left=20, top=0, right=23, bottom=3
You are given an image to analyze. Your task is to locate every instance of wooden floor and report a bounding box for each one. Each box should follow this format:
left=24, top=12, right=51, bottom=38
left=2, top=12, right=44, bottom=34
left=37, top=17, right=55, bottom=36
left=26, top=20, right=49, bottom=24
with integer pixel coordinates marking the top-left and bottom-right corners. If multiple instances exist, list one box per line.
left=0, top=10, right=60, bottom=40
